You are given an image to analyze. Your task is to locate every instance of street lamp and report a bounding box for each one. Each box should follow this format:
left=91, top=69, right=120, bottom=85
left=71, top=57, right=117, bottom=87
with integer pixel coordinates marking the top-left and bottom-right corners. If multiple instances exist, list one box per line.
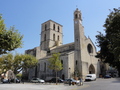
left=69, top=68, right=71, bottom=78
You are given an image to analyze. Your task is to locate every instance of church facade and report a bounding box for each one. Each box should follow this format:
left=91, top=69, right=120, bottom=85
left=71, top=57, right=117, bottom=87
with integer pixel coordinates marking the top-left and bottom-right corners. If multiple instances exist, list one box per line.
left=25, top=8, right=100, bottom=80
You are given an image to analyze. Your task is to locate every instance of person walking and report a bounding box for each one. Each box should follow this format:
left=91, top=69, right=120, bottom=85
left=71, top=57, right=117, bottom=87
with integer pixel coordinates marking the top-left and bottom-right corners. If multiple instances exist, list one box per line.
left=21, top=77, right=24, bottom=84
left=79, top=77, right=83, bottom=86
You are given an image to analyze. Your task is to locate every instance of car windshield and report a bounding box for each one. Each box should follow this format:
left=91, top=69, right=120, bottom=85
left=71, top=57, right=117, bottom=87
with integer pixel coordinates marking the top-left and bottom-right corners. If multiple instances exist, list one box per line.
left=37, top=78, right=42, bottom=80
left=86, top=76, right=92, bottom=77
left=33, top=78, right=37, bottom=80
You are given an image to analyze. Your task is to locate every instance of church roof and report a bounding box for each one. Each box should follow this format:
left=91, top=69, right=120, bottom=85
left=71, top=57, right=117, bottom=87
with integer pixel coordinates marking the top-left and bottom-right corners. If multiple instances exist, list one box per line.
left=42, top=19, right=63, bottom=27
left=50, top=42, right=74, bottom=53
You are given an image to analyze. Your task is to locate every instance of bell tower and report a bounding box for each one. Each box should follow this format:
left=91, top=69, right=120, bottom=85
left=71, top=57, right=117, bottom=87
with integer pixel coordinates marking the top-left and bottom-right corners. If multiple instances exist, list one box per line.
left=40, top=20, right=63, bottom=51
left=74, top=8, right=84, bottom=77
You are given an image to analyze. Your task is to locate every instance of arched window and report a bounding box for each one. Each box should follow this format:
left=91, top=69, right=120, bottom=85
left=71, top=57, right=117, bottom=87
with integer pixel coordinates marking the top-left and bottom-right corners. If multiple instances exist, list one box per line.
left=87, top=44, right=93, bottom=53
left=58, top=35, right=59, bottom=41
left=53, top=34, right=55, bottom=41
left=53, top=24, right=55, bottom=30
left=76, top=60, right=78, bottom=65
left=44, top=62, right=46, bottom=72
left=45, top=24, right=47, bottom=30
left=44, top=34, right=46, bottom=41
left=75, top=14, right=77, bottom=19
left=58, top=26, right=60, bottom=32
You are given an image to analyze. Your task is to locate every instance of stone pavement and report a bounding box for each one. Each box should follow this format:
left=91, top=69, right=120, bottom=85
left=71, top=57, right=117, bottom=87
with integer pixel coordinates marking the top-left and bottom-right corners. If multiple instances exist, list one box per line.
left=0, top=82, right=89, bottom=90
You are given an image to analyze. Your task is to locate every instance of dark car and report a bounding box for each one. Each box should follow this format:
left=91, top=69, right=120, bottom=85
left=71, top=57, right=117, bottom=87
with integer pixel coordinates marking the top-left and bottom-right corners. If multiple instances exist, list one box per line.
left=2, top=78, right=20, bottom=83
left=2, top=79, right=9, bottom=83
left=49, top=78, right=63, bottom=83
left=16, top=78, right=20, bottom=83
left=104, top=75, right=111, bottom=78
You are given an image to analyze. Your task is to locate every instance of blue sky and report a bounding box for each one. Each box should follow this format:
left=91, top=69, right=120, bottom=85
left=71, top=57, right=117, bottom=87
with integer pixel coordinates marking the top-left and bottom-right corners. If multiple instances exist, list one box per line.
left=0, top=0, right=120, bottom=54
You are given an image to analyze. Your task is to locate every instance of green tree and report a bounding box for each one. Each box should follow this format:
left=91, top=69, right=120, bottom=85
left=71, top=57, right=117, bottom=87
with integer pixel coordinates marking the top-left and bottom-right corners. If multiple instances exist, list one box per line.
left=0, top=53, right=38, bottom=75
left=0, top=14, right=23, bottom=55
left=96, top=8, right=120, bottom=76
left=48, top=53, right=63, bottom=84
left=0, top=53, right=13, bottom=73
left=13, top=54, right=38, bottom=74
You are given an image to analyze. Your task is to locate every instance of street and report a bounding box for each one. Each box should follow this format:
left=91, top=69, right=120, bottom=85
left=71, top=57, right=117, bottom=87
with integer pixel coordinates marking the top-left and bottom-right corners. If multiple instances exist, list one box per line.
left=0, top=78, right=120, bottom=90
left=80, top=78, right=120, bottom=90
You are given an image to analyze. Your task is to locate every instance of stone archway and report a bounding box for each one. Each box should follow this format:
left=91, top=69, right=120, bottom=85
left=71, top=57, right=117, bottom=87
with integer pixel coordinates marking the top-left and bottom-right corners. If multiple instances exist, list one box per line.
left=89, top=64, right=95, bottom=74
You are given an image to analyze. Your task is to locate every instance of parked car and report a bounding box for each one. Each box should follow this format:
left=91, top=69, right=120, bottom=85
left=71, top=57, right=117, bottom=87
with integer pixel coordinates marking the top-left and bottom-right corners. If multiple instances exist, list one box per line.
left=63, top=78, right=79, bottom=85
left=104, top=75, right=111, bottom=78
left=49, top=78, right=64, bottom=83
left=31, top=78, right=45, bottom=83
left=85, top=74, right=96, bottom=81
left=10, top=78, right=20, bottom=83
left=2, top=78, right=20, bottom=83
left=2, top=79, right=9, bottom=83
left=15, top=78, right=20, bottom=83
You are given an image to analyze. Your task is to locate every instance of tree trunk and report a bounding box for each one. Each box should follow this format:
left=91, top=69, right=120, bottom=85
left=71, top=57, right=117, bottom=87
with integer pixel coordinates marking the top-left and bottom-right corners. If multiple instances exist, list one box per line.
left=56, top=71, right=58, bottom=85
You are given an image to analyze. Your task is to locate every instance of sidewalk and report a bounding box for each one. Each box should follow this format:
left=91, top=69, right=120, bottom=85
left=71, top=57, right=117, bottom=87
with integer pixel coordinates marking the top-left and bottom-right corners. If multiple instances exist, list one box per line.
left=21, top=82, right=88, bottom=90
left=0, top=82, right=88, bottom=90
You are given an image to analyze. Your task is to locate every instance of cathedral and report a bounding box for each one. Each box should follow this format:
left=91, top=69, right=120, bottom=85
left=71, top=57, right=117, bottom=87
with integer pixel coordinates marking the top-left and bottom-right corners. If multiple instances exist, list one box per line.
left=24, top=8, right=100, bottom=80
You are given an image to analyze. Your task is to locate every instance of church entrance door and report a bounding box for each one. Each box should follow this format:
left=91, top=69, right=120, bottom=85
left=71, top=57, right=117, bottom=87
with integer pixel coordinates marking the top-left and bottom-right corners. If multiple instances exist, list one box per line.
left=89, top=64, right=95, bottom=74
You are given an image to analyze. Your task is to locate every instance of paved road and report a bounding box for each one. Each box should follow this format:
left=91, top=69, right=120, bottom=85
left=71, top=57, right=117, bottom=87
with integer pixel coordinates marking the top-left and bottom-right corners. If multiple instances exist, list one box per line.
left=0, top=78, right=120, bottom=90
left=0, top=82, right=85, bottom=90
left=79, top=78, right=120, bottom=90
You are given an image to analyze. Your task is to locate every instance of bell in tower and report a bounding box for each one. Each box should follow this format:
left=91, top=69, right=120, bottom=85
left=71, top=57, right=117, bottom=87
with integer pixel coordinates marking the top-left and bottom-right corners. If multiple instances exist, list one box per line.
left=74, top=8, right=82, bottom=24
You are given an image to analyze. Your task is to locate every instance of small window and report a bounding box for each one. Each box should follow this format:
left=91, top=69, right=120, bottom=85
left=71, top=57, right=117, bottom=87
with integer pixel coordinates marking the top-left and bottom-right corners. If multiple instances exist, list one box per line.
left=44, top=62, right=46, bottom=72
left=53, top=34, right=55, bottom=41
left=44, top=34, right=46, bottom=41
left=58, top=26, right=60, bottom=32
left=76, top=60, right=78, bottom=65
left=76, top=39, right=78, bottom=41
left=45, top=24, right=47, bottom=30
left=58, top=35, right=59, bottom=41
left=53, top=24, right=55, bottom=30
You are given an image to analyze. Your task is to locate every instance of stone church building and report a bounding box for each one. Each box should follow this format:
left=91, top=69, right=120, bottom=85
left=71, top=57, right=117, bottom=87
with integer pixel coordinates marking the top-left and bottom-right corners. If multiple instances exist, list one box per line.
left=25, top=8, right=100, bottom=80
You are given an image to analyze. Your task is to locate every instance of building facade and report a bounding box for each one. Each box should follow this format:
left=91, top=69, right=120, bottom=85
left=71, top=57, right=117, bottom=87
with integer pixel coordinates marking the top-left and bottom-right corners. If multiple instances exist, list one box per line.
left=25, top=8, right=100, bottom=80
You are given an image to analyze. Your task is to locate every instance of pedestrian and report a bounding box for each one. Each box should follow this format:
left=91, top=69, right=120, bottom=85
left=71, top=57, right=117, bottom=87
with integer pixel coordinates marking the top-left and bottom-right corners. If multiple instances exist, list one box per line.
left=79, top=77, right=83, bottom=86
left=69, top=79, right=71, bottom=86
left=21, top=78, right=24, bottom=84
left=8, top=79, right=11, bottom=83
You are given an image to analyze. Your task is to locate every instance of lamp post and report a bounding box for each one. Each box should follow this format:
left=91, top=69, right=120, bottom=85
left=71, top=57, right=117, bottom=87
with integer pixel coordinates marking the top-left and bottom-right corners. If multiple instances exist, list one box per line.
left=69, top=68, right=71, bottom=78
left=69, top=67, right=71, bottom=86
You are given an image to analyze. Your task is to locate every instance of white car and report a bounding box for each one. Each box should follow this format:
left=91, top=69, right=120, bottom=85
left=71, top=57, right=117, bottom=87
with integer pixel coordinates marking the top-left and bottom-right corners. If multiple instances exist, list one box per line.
left=64, top=78, right=80, bottom=84
left=85, top=74, right=96, bottom=81
left=31, top=78, right=45, bottom=83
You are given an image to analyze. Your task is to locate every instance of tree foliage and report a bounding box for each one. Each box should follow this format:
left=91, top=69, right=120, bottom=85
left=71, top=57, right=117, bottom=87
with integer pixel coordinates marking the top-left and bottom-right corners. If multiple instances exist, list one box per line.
left=0, top=14, right=23, bottom=55
left=48, top=53, right=63, bottom=71
left=0, top=53, right=13, bottom=74
left=96, top=8, right=120, bottom=75
left=0, top=53, right=38, bottom=75
left=48, top=53, right=63, bottom=84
